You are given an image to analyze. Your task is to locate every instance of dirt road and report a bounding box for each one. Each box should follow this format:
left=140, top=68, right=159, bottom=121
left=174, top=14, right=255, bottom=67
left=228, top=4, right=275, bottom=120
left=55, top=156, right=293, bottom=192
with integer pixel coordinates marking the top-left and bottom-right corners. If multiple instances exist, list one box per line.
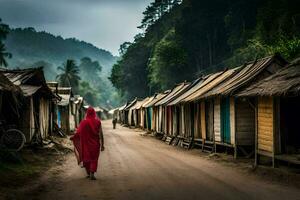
left=25, top=120, right=300, bottom=200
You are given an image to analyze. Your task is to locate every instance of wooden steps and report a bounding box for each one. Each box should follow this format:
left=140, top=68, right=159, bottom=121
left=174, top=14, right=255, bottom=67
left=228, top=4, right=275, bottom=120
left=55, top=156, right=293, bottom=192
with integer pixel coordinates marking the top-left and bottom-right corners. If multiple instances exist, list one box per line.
left=165, top=136, right=174, bottom=145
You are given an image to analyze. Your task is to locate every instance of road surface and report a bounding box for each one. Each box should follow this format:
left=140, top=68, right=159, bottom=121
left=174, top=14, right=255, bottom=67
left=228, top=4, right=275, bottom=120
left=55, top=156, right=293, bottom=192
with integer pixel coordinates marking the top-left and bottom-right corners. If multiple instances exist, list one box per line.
left=27, top=120, right=300, bottom=200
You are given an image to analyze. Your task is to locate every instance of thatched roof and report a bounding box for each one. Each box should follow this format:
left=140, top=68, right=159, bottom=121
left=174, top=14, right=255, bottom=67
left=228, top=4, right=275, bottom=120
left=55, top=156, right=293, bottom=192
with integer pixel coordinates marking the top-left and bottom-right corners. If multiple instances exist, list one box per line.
left=237, top=59, right=300, bottom=97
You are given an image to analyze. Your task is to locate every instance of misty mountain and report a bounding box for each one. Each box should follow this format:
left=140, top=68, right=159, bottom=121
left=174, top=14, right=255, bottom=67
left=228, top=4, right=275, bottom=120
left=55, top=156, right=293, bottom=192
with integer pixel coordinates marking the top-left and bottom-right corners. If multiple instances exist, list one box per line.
left=4, top=27, right=118, bottom=80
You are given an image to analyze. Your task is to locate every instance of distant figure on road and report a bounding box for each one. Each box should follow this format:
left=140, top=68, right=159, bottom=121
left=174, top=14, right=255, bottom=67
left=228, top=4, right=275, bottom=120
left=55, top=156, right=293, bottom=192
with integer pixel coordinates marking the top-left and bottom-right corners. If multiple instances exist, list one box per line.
left=71, top=107, right=105, bottom=180
left=112, top=118, right=117, bottom=129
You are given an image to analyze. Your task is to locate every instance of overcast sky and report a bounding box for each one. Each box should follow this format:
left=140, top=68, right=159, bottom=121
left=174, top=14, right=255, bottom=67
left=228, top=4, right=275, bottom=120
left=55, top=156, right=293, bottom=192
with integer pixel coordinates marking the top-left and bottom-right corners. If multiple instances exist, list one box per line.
left=0, top=0, right=152, bottom=55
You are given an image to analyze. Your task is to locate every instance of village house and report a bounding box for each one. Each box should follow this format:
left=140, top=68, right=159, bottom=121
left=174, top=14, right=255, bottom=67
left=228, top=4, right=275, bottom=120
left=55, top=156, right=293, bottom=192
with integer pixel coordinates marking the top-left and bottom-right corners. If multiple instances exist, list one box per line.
left=237, top=59, right=300, bottom=167
left=0, top=68, right=58, bottom=143
left=154, top=82, right=191, bottom=144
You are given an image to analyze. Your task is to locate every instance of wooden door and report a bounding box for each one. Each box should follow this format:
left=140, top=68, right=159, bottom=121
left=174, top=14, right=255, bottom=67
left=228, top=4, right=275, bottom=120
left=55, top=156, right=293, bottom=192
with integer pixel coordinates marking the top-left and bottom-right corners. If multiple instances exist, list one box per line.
left=221, top=97, right=231, bottom=144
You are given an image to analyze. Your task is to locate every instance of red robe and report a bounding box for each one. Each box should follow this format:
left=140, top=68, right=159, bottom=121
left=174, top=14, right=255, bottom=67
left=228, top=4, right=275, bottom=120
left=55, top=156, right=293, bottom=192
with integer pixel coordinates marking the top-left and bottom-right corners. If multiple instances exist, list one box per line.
left=71, top=107, right=101, bottom=172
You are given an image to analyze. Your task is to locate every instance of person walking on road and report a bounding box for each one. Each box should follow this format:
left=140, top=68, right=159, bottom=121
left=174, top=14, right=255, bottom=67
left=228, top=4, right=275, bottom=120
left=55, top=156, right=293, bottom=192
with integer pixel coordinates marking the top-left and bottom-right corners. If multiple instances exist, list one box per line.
left=71, top=107, right=105, bottom=180
left=112, top=118, right=117, bottom=129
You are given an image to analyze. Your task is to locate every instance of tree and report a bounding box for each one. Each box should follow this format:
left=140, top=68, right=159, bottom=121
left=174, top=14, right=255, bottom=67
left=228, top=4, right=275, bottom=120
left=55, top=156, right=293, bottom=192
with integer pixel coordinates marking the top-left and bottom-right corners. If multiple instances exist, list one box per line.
left=0, top=43, right=12, bottom=67
left=78, top=57, right=102, bottom=86
left=148, top=29, right=187, bottom=90
left=56, top=59, right=81, bottom=93
left=0, top=19, right=11, bottom=67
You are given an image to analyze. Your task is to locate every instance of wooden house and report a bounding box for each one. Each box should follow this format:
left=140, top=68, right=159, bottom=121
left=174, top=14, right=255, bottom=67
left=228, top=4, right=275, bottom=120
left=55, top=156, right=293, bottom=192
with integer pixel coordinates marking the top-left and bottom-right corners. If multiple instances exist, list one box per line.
left=144, top=91, right=170, bottom=133
left=70, top=95, right=84, bottom=128
left=1, top=68, right=57, bottom=142
left=200, top=55, right=287, bottom=157
left=237, top=60, right=300, bottom=166
left=118, top=103, right=128, bottom=124
left=140, top=96, right=155, bottom=129
left=167, top=78, right=204, bottom=144
left=124, top=98, right=137, bottom=127
left=181, top=68, right=239, bottom=150
left=56, top=87, right=73, bottom=134
left=154, top=82, right=191, bottom=144
left=130, top=97, right=150, bottom=128
left=0, top=73, right=23, bottom=134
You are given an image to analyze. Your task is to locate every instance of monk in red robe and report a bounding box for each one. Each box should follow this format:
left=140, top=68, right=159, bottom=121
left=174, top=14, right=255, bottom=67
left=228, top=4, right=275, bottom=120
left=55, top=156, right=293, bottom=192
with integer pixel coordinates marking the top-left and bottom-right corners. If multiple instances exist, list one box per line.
left=71, top=107, right=105, bottom=180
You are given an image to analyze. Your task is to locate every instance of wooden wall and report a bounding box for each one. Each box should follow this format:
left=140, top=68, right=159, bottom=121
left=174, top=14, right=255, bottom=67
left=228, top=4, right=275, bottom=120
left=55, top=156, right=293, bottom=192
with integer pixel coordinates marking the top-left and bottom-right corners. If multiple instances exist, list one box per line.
left=235, top=99, right=255, bottom=146
left=201, top=101, right=206, bottom=140
left=257, top=97, right=274, bottom=153
left=205, top=100, right=214, bottom=141
left=194, top=102, right=201, bottom=139
left=214, top=97, right=221, bottom=142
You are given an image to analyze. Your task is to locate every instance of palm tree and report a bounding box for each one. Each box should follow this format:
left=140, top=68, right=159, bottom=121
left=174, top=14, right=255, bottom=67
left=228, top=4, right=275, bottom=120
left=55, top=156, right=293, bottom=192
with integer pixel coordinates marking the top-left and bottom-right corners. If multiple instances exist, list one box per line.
left=56, top=59, right=81, bottom=92
left=0, top=43, right=12, bottom=67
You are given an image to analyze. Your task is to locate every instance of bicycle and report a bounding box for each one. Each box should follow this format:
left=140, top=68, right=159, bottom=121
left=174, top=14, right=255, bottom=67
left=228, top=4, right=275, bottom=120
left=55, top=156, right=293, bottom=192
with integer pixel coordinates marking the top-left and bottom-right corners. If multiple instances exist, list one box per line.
left=0, top=120, right=26, bottom=151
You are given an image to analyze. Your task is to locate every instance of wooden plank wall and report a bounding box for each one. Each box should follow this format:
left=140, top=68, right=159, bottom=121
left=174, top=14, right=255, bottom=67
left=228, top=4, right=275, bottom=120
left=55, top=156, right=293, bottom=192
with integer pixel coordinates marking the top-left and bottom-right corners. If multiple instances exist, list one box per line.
left=172, top=106, right=177, bottom=136
left=180, top=105, right=185, bottom=137
left=235, top=99, right=255, bottom=146
left=201, top=101, right=206, bottom=140
left=258, top=97, right=274, bottom=153
left=194, top=102, right=201, bottom=139
left=214, top=97, right=221, bottom=142
left=206, top=101, right=214, bottom=141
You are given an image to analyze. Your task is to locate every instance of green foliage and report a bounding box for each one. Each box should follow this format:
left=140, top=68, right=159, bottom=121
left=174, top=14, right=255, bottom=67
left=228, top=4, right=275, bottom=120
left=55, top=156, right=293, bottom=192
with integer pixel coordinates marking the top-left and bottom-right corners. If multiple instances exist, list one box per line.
left=56, top=59, right=81, bottom=93
left=148, top=29, right=187, bottom=90
left=79, top=81, right=98, bottom=106
left=0, top=19, right=11, bottom=67
left=2, top=26, right=120, bottom=107
left=113, top=0, right=300, bottom=100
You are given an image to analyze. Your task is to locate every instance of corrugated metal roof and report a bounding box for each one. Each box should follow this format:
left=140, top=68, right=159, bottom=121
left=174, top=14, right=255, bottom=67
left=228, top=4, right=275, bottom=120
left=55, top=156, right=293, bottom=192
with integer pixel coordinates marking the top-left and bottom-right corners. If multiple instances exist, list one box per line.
left=155, top=82, right=190, bottom=106
left=141, top=96, right=155, bottom=108
left=130, top=97, right=150, bottom=110
left=168, top=77, right=206, bottom=106
left=184, top=67, right=239, bottom=102
left=124, top=98, right=137, bottom=110
left=119, top=103, right=128, bottom=111
left=145, top=90, right=171, bottom=108
left=202, top=55, right=288, bottom=97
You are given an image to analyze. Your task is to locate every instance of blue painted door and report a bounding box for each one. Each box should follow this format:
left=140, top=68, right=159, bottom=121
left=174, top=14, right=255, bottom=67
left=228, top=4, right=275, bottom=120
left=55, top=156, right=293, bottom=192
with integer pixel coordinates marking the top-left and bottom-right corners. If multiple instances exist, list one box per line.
left=147, top=107, right=152, bottom=130
left=221, top=97, right=231, bottom=143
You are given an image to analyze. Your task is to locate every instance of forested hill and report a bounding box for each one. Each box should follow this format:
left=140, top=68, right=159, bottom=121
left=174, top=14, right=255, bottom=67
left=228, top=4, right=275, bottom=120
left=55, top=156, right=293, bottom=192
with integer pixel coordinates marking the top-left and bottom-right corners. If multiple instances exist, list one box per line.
left=5, top=27, right=117, bottom=79
left=110, top=0, right=300, bottom=100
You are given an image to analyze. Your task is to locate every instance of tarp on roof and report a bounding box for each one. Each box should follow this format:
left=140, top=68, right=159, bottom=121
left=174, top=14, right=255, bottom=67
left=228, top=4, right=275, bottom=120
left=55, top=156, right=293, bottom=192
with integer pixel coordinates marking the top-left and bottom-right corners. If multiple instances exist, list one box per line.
left=202, top=55, right=288, bottom=98
left=0, top=73, right=20, bottom=92
left=155, top=82, right=190, bottom=106
left=183, top=67, right=239, bottom=102
left=20, top=85, right=41, bottom=96
left=1, top=68, right=57, bottom=99
left=237, top=60, right=300, bottom=97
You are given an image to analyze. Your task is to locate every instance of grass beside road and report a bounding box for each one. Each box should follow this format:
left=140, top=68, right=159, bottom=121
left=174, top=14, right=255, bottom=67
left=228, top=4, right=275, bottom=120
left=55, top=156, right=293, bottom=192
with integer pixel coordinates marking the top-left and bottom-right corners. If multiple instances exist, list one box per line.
left=0, top=138, right=72, bottom=199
